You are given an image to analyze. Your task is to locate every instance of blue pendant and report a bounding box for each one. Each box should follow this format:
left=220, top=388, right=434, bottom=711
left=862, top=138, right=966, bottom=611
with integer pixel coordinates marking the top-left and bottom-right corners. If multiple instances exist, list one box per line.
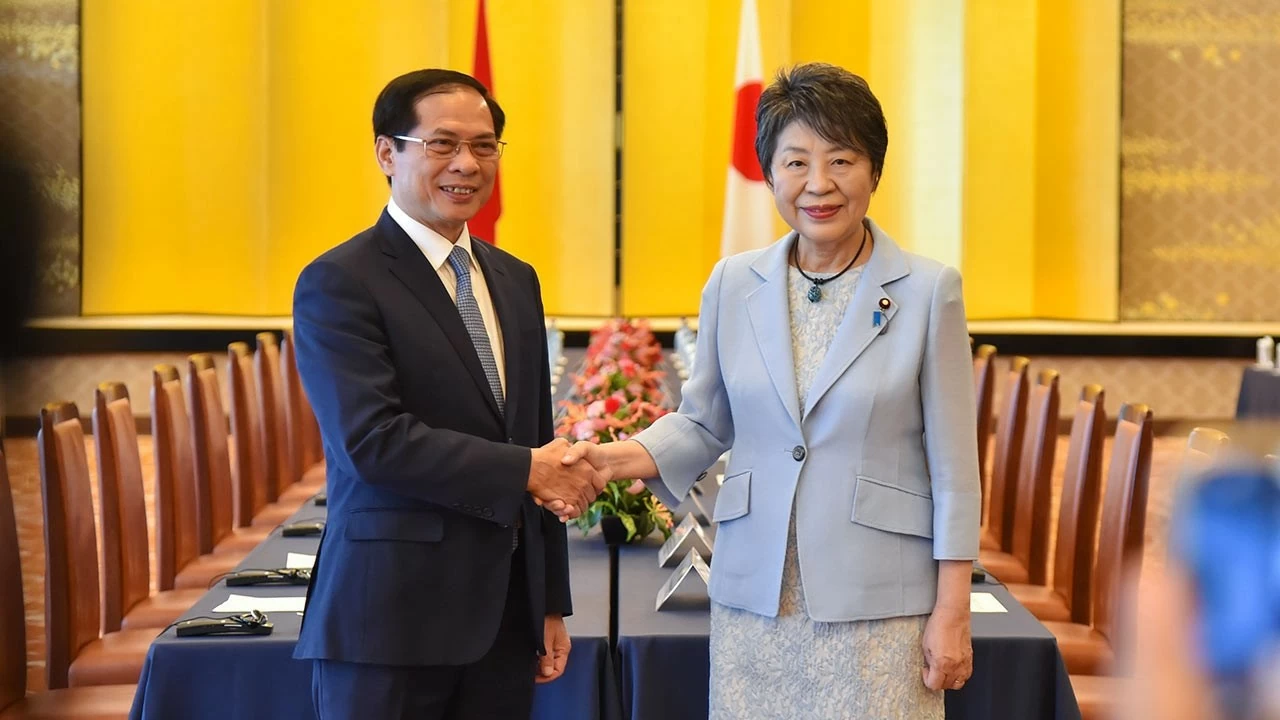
left=807, top=285, right=822, bottom=303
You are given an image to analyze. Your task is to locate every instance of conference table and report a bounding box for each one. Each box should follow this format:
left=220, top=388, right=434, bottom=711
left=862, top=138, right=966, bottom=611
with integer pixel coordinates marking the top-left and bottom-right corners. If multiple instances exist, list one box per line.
left=1237, top=366, right=1280, bottom=419
left=613, top=466, right=1082, bottom=720
left=127, top=496, right=621, bottom=720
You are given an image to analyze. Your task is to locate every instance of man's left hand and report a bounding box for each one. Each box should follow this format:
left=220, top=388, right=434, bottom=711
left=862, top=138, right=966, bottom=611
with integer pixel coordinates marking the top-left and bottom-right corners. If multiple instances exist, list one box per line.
left=536, top=615, right=571, bottom=684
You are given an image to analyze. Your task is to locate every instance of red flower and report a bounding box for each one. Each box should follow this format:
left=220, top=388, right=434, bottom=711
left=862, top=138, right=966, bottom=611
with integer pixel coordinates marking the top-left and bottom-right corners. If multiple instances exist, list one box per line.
left=618, top=357, right=638, bottom=378
left=604, top=396, right=623, bottom=414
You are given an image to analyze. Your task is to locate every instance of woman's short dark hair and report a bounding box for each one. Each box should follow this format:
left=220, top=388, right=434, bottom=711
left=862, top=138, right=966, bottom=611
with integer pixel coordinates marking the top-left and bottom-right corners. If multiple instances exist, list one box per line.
left=372, top=69, right=506, bottom=152
left=755, top=63, right=887, bottom=186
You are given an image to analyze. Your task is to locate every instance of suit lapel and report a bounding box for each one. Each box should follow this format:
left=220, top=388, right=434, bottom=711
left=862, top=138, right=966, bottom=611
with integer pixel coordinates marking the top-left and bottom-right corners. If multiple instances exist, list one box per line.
left=376, top=212, right=504, bottom=425
left=802, top=220, right=909, bottom=419
left=746, top=236, right=802, bottom=430
left=472, top=238, right=522, bottom=435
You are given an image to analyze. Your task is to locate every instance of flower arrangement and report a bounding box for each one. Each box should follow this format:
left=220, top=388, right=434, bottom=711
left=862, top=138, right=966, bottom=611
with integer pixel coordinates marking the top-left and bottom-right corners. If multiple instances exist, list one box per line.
left=584, top=319, right=665, bottom=369
left=572, top=356, right=666, bottom=406
left=558, top=319, right=675, bottom=543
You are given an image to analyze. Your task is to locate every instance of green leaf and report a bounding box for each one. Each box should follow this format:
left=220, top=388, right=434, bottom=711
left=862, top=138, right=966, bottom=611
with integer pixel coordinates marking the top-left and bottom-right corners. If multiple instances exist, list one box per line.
left=619, top=514, right=638, bottom=542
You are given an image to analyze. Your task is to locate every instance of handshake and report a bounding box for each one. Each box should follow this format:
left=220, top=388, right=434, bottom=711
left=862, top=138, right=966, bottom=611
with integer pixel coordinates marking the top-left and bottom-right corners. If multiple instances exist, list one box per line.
left=526, top=438, right=612, bottom=520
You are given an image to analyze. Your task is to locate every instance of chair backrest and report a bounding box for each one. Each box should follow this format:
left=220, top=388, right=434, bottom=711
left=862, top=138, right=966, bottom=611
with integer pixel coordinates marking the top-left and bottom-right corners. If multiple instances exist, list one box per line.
left=0, top=448, right=27, bottom=710
left=187, top=354, right=237, bottom=552
left=256, top=332, right=294, bottom=501
left=281, top=330, right=323, bottom=469
left=228, top=342, right=269, bottom=527
left=1009, top=369, right=1060, bottom=585
left=1181, top=427, right=1229, bottom=482
left=987, top=356, right=1031, bottom=552
left=1051, top=385, right=1106, bottom=625
left=92, top=382, right=153, bottom=634
left=152, top=364, right=203, bottom=590
left=973, top=344, right=997, bottom=520
left=38, top=402, right=102, bottom=690
left=1092, top=402, right=1154, bottom=644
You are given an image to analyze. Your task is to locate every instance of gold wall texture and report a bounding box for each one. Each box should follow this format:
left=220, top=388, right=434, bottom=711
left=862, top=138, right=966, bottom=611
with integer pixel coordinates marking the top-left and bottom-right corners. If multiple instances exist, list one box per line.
left=1121, top=0, right=1280, bottom=321
left=81, top=0, right=615, bottom=317
left=0, top=0, right=79, bottom=317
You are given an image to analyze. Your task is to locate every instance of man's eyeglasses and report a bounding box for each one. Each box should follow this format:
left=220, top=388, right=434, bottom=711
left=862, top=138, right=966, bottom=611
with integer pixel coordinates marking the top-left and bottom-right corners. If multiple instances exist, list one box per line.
left=393, top=135, right=506, bottom=160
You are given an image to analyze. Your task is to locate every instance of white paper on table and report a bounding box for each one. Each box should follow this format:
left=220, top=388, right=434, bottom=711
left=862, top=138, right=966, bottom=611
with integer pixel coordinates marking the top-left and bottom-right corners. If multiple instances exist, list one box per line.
left=212, top=594, right=307, bottom=613
left=969, top=592, right=1008, bottom=613
left=286, top=552, right=316, bottom=569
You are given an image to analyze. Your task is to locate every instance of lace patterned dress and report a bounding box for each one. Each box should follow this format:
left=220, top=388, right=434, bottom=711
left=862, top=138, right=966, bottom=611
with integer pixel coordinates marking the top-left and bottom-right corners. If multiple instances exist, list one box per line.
left=707, top=263, right=944, bottom=719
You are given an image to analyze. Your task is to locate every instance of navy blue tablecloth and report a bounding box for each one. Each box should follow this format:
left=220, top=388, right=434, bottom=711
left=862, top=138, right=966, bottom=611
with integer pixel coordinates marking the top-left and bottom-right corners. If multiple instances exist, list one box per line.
left=1237, top=367, right=1280, bottom=420
left=614, top=469, right=1081, bottom=720
left=129, top=496, right=620, bottom=720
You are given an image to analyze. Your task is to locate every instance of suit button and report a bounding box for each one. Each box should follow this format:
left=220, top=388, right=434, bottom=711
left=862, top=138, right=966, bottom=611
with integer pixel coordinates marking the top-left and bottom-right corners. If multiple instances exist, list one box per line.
left=792, top=446, right=806, bottom=461
left=483, top=508, right=494, bottom=518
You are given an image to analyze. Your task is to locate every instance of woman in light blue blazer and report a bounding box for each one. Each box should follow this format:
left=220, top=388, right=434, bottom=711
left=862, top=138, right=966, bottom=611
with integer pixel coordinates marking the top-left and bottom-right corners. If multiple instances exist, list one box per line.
left=563, top=63, right=980, bottom=718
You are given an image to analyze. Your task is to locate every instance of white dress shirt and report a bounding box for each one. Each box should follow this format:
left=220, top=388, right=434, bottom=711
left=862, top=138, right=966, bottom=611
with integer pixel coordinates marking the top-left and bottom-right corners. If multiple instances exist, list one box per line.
left=387, top=197, right=506, bottom=394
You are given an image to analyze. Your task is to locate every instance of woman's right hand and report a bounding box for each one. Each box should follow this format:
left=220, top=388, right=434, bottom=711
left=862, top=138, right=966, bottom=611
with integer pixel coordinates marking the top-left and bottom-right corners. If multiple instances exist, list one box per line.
left=561, top=438, right=660, bottom=482
left=562, top=441, right=606, bottom=472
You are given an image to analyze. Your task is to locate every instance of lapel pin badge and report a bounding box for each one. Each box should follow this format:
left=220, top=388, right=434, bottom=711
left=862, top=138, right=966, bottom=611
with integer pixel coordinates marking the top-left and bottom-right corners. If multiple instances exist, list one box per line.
left=874, top=298, right=891, bottom=327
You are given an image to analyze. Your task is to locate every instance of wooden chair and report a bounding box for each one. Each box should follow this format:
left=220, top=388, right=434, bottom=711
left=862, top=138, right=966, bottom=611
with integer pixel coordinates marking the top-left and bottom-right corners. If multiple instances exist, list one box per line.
left=227, top=343, right=298, bottom=528
left=973, top=344, right=997, bottom=523
left=92, top=383, right=206, bottom=631
left=1181, top=427, right=1229, bottom=481
left=0, top=447, right=135, bottom=720
left=1044, top=403, right=1154, bottom=676
left=1007, top=385, right=1106, bottom=624
left=281, top=331, right=325, bottom=483
left=151, top=366, right=252, bottom=593
left=980, top=356, right=1030, bottom=552
left=38, top=403, right=154, bottom=689
left=186, top=356, right=271, bottom=570
left=1069, top=420, right=1215, bottom=720
left=980, top=369, right=1060, bottom=585
left=1068, top=675, right=1127, bottom=720
left=256, top=333, right=319, bottom=504
left=1149, top=427, right=1231, bottom=552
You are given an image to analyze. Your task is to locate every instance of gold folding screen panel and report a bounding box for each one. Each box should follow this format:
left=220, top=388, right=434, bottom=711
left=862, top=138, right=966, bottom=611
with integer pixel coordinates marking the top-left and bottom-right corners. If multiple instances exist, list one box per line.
left=81, top=1, right=1234, bottom=323
left=82, top=0, right=614, bottom=317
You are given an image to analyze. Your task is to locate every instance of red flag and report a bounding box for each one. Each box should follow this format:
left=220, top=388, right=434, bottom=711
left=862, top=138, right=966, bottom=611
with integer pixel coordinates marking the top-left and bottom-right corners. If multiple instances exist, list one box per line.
left=472, top=0, right=501, bottom=245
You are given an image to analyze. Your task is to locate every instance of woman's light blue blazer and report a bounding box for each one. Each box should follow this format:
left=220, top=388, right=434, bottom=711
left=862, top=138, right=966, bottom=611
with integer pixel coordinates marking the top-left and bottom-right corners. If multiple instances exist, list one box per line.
left=634, top=219, right=981, bottom=621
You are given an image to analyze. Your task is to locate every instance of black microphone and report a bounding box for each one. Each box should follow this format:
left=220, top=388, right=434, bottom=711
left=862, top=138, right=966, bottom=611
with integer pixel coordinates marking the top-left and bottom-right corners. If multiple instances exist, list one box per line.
left=224, top=568, right=312, bottom=586
left=281, top=520, right=325, bottom=537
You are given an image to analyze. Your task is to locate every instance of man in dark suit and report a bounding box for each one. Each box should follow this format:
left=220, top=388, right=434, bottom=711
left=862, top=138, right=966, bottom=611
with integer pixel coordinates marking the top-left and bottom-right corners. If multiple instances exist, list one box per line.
left=292, top=69, right=607, bottom=719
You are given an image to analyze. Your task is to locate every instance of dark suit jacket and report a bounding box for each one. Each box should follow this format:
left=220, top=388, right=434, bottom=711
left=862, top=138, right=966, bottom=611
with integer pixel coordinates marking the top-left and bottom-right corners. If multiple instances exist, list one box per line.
left=291, top=210, right=570, bottom=667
